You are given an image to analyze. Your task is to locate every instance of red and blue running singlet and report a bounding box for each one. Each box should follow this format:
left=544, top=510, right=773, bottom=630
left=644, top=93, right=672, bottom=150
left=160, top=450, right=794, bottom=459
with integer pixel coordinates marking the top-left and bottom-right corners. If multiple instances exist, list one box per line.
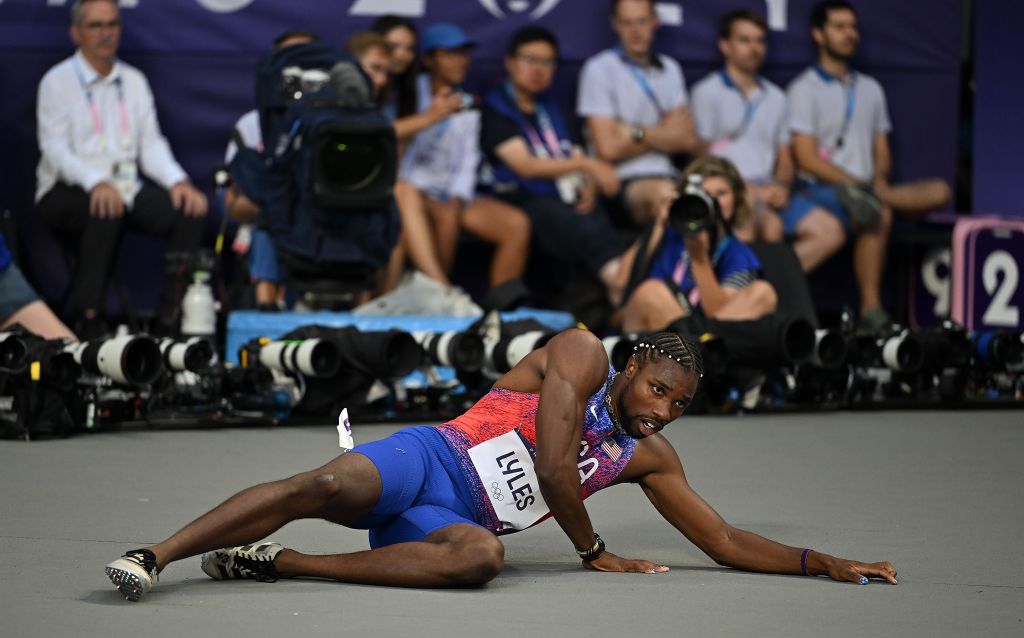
left=436, top=366, right=636, bottom=535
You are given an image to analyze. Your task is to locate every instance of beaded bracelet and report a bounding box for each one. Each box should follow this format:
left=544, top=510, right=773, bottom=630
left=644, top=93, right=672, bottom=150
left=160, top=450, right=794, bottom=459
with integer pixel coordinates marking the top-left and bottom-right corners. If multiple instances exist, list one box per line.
left=800, top=548, right=814, bottom=576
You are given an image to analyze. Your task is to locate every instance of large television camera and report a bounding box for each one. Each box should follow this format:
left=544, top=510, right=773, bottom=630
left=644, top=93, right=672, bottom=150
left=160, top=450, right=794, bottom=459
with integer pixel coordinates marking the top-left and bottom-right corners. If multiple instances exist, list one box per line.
left=229, top=43, right=399, bottom=280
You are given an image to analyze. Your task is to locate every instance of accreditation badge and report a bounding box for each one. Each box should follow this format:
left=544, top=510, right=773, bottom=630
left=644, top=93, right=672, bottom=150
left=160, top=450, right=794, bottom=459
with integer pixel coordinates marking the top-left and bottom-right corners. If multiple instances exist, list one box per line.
left=111, top=160, right=138, bottom=205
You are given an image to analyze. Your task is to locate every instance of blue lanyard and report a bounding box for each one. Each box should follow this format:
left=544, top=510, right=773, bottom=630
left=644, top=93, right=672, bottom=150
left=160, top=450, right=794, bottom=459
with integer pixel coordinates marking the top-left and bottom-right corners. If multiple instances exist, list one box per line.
left=616, top=47, right=665, bottom=116
left=719, top=69, right=765, bottom=141
left=503, top=81, right=565, bottom=158
left=815, top=64, right=857, bottom=150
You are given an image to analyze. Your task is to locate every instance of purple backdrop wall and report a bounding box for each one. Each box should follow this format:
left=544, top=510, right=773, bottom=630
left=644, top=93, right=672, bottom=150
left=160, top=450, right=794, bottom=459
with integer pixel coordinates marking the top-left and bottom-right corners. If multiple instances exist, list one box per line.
left=0, top=0, right=962, bottom=310
left=973, top=0, right=1023, bottom=217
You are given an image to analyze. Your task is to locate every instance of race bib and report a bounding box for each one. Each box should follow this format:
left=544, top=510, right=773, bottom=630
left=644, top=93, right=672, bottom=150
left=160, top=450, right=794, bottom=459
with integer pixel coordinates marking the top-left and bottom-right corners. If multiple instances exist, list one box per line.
left=467, top=430, right=550, bottom=532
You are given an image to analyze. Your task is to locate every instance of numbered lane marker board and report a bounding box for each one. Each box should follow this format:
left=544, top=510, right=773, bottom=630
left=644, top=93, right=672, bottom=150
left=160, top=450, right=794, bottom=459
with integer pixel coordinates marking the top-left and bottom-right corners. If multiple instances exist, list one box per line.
left=951, top=217, right=1024, bottom=331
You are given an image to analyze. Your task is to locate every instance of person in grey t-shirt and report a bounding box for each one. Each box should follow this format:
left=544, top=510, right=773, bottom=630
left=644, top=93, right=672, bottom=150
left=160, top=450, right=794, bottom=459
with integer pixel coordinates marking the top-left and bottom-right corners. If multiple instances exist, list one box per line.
left=577, top=0, right=704, bottom=226
left=692, top=9, right=835, bottom=250
left=787, top=1, right=950, bottom=331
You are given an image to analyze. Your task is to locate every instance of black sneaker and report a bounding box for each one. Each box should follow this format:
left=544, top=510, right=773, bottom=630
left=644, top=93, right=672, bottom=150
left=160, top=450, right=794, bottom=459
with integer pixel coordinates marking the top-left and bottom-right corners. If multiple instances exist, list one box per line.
left=105, top=548, right=158, bottom=602
left=201, top=542, right=283, bottom=583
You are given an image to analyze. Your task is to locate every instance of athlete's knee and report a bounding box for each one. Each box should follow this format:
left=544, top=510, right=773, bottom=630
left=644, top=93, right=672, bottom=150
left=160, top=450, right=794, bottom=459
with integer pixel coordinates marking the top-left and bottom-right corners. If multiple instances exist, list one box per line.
left=282, top=470, right=346, bottom=513
left=444, top=531, right=505, bottom=586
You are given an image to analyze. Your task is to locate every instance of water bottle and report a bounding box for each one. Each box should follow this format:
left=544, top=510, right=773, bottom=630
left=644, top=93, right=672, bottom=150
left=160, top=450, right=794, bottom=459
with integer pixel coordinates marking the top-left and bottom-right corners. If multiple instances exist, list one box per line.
left=181, top=271, right=218, bottom=337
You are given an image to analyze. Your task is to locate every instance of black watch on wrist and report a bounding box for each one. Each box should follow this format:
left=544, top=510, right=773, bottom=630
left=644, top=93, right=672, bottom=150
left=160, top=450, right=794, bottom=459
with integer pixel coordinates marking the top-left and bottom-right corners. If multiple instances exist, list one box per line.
left=575, top=532, right=606, bottom=561
left=630, top=125, right=645, bottom=143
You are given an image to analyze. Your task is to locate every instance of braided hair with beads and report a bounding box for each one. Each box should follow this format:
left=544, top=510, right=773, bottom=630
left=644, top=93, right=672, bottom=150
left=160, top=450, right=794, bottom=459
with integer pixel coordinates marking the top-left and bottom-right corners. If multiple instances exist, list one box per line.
left=632, top=332, right=704, bottom=379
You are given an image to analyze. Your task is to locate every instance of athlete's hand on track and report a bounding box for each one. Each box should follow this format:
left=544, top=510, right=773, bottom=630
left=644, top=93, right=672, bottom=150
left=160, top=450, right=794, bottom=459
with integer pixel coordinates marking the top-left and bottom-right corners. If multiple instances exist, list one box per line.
left=823, top=557, right=898, bottom=585
left=582, top=551, right=669, bottom=574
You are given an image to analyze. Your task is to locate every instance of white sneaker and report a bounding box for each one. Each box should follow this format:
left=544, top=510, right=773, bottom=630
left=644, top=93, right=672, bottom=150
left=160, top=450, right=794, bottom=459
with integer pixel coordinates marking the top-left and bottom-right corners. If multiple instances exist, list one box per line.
left=201, top=542, right=284, bottom=582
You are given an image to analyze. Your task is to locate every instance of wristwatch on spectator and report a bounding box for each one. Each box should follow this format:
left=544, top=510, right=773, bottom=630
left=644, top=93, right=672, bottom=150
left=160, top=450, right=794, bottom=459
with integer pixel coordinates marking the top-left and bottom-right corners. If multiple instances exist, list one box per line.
left=630, top=125, right=646, bottom=143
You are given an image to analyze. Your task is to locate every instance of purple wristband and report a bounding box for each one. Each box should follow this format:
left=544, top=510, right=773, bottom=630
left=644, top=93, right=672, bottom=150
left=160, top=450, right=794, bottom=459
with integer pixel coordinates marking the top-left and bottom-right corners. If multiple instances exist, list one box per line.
left=800, top=548, right=813, bottom=576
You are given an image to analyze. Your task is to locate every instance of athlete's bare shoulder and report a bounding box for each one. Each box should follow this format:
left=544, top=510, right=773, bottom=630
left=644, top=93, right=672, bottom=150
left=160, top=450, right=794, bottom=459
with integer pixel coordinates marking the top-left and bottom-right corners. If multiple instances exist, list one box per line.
left=493, top=329, right=608, bottom=395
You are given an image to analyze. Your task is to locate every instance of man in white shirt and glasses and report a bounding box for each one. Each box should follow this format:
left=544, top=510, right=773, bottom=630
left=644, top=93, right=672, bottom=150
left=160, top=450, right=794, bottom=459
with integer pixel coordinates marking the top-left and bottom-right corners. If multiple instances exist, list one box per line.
left=35, top=0, right=207, bottom=337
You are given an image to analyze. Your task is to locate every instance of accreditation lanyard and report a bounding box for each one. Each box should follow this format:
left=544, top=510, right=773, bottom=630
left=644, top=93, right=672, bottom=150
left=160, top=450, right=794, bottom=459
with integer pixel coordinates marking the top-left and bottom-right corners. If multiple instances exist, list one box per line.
left=74, top=58, right=130, bottom=152
left=617, top=47, right=665, bottom=117
left=720, top=69, right=765, bottom=141
left=815, top=65, right=857, bottom=151
left=504, top=81, right=565, bottom=158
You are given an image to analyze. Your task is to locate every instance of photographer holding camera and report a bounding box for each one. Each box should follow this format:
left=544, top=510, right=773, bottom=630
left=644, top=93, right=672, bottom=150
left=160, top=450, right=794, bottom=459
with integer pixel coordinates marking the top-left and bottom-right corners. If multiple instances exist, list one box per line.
left=621, top=157, right=777, bottom=332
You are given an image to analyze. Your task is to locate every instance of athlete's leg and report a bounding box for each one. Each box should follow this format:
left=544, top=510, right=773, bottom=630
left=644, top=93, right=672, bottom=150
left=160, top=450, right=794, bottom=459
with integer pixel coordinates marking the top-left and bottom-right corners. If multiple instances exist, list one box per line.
left=146, top=451, right=382, bottom=571
left=275, top=523, right=504, bottom=588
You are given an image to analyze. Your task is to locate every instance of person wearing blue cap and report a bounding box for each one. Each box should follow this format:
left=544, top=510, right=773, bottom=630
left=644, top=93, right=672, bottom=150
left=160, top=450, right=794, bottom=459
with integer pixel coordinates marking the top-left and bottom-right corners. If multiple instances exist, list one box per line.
left=390, top=22, right=531, bottom=295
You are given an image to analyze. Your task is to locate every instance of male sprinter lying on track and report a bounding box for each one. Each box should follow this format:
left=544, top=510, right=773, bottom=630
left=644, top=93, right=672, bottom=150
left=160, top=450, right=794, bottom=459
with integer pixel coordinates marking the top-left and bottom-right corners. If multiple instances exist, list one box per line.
left=105, top=330, right=897, bottom=601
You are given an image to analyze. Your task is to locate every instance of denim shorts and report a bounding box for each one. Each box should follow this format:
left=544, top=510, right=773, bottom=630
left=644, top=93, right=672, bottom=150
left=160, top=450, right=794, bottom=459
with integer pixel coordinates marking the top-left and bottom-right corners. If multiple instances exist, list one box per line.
left=781, top=182, right=851, bottom=236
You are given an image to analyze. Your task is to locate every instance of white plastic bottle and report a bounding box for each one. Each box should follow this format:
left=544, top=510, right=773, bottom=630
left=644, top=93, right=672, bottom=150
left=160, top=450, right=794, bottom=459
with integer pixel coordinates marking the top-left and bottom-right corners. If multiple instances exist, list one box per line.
left=181, top=271, right=218, bottom=337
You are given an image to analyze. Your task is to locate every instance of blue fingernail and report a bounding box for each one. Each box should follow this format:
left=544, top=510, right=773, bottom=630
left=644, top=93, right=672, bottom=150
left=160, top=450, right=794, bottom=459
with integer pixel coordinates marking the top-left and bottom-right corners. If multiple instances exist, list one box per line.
left=859, top=577, right=869, bottom=585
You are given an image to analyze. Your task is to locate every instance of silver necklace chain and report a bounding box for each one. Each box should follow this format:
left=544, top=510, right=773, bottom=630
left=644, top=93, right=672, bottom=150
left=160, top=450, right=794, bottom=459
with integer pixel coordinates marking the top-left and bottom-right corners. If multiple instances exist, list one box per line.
left=604, top=372, right=622, bottom=431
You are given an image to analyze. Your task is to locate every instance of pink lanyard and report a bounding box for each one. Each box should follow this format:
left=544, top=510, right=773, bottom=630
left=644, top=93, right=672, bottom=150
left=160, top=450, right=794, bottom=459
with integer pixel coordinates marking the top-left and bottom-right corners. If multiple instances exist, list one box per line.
left=525, top=105, right=565, bottom=158
left=74, top=59, right=130, bottom=138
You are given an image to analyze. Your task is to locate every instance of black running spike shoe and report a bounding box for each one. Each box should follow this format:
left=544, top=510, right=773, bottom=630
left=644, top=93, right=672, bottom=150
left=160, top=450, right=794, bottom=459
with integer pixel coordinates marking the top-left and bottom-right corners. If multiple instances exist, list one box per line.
left=105, top=549, right=159, bottom=602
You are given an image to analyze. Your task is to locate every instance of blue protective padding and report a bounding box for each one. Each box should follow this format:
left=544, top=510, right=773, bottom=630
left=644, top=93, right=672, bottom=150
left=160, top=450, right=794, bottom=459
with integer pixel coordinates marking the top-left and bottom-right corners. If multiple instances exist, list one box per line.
left=225, top=308, right=577, bottom=386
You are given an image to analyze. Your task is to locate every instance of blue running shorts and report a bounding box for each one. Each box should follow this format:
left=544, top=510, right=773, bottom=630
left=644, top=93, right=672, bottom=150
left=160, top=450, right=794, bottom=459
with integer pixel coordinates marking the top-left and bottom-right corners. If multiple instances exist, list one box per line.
left=349, top=426, right=483, bottom=548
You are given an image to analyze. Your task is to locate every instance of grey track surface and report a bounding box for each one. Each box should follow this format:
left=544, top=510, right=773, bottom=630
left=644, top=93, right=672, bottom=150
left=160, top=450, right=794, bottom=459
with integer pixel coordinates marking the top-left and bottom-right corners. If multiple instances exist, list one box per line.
left=2, top=410, right=1022, bottom=638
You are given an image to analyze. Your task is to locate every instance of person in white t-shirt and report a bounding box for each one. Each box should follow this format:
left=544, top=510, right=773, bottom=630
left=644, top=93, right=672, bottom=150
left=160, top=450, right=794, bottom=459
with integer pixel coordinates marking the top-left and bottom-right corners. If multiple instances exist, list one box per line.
left=394, top=23, right=530, bottom=293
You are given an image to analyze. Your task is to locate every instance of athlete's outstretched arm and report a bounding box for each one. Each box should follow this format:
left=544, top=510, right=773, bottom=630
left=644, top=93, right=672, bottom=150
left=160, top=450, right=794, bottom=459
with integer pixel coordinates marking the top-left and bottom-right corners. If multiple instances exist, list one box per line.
left=531, top=330, right=665, bottom=574
left=633, top=435, right=898, bottom=584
